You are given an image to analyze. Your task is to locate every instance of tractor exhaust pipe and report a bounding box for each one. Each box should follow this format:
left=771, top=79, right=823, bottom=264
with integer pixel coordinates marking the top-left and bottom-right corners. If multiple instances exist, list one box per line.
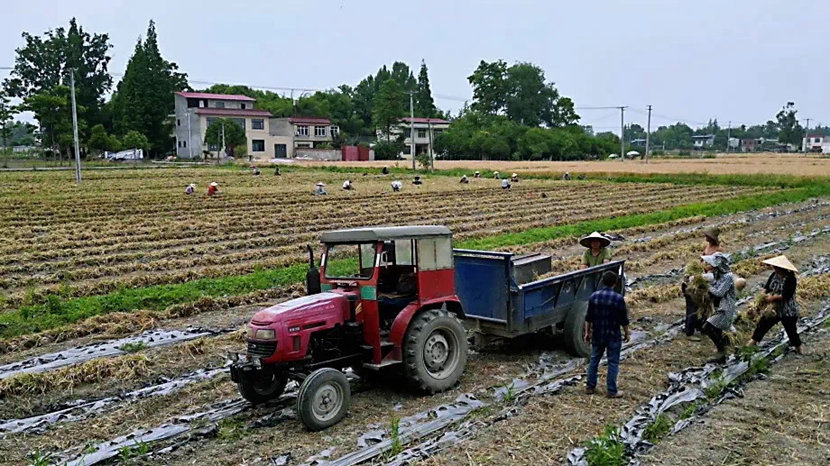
left=305, top=244, right=321, bottom=295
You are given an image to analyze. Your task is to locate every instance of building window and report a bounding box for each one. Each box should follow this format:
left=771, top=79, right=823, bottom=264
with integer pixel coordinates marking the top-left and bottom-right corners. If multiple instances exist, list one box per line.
left=315, top=126, right=327, bottom=137
left=815, top=138, right=821, bottom=143
left=296, top=125, right=309, bottom=137
left=176, top=119, right=181, bottom=127
left=252, top=139, right=265, bottom=152
left=252, top=119, right=265, bottom=130
left=296, top=142, right=312, bottom=148
left=417, top=129, right=426, bottom=139
left=330, top=126, right=339, bottom=138
left=241, top=103, right=247, bottom=109
left=215, top=101, right=225, bottom=108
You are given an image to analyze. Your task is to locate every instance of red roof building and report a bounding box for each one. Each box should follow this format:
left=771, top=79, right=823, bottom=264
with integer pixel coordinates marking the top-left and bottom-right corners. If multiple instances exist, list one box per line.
left=401, top=117, right=451, bottom=125
left=175, top=91, right=256, bottom=102
left=194, top=108, right=273, bottom=117
left=288, top=117, right=333, bottom=125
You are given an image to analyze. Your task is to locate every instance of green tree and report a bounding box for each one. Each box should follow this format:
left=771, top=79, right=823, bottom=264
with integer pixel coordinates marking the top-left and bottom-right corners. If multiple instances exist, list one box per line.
left=468, top=60, right=579, bottom=127
left=372, top=79, right=405, bottom=141
left=122, top=130, right=149, bottom=152
left=415, top=60, right=437, bottom=117
left=4, top=18, right=112, bottom=131
left=110, top=20, right=187, bottom=157
left=87, top=124, right=121, bottom=154
left=0, top=89, right=16, bottom=154
left=22, top=86, right=84, bottom=158
left=203, top=119, right=245, bottom=157
left=776, top=102, right=803, bottom=146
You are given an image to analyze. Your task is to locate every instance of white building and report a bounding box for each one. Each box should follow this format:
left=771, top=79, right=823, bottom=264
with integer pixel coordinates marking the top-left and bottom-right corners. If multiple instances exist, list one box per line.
left=802, top=134, right=830, bottom=153
left=379, top=117, right=451, bottom=159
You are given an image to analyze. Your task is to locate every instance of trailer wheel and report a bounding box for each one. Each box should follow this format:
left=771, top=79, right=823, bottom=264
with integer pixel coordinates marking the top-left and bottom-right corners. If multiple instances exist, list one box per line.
left=297, top=368, right=350, bottom=431
left=563, top=300, right=591, bottom=358
left=403, top=308, right=468, bottom=393
left=237, top=368, right=288, bottom=404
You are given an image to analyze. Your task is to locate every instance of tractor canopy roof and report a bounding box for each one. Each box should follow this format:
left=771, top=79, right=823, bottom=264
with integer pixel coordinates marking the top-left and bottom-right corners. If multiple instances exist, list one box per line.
left=320, top=225, right=451, bottom=243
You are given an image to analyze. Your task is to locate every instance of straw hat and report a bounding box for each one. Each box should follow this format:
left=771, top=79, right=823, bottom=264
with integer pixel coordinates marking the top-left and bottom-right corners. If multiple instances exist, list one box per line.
left=703, top=227, right=721, bottom=244
left=210, top=182, right=218, bottom=187
left=316, top=182, right=325, bottom=187
left=188, top=183, right=196, bottom=188
left=761, top=255, right=798, bottom=272
left=579, top=231, right=610, bottom=248
left=512, top=173, right=518, bottom=177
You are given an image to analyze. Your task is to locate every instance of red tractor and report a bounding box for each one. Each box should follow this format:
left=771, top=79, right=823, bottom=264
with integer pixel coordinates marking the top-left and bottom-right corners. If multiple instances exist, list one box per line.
left=230, top=226, right=468, bottom=430
left=231, top=225, right=625, bottom=430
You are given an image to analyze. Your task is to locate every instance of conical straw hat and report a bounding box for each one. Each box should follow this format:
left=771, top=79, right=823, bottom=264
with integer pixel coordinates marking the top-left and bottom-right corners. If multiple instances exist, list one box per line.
left=579, top=231, right=610, bottom=248
left=761, top=255, right=798, bottom=272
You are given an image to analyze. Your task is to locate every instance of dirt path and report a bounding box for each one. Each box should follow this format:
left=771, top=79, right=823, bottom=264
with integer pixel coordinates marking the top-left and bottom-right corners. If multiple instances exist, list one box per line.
left=641, top=329, right=830, bottom=466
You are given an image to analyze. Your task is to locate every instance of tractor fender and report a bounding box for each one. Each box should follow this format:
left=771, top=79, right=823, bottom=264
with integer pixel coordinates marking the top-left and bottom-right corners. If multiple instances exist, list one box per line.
left=388, top=297, right=464, bottom=348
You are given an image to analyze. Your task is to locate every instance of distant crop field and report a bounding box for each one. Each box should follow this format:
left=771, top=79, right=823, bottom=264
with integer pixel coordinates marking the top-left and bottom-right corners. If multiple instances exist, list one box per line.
left=304, top=152, right=830, bottom=176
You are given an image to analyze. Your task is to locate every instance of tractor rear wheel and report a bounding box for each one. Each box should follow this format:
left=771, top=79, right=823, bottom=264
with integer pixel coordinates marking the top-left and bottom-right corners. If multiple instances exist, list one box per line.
left=297, top=368, right=351, bottom=431
left=237, top=367, right=288, bottom=404
left=403, top=308, right=468, bottom=393
left=562, top=300, right=591, bottom=357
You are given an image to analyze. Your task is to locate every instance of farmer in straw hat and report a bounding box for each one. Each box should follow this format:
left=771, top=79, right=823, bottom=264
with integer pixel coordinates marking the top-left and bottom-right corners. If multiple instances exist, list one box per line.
left=580, top=232, right=613, bottom=268
left=207, top=182, right=219, bottom=196
left=314, top=182, right=328, bottom=195
left=681, top=227, right=724, bottom=339
left=748, top=256, right=802, bottom=354
left=699, top=252, right=737, bottom=363
left=184, top=183, right=196, bottom=195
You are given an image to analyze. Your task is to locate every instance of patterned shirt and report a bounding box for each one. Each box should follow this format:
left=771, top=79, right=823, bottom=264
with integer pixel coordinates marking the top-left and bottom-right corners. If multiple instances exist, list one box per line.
left=706, top=271, right=737, bottom=330
left=586, top=287, right=629, bottom=344
left=764, top=272, right=799, bottom=318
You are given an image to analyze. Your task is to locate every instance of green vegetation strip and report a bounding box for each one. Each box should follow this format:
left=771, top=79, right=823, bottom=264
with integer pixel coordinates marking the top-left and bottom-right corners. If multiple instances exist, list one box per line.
left=1, top=184, right=826, bottom=340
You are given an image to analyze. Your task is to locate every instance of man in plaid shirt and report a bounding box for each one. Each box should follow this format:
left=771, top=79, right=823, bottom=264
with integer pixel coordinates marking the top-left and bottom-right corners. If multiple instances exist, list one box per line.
left=585, top=271, right=630, bottom=398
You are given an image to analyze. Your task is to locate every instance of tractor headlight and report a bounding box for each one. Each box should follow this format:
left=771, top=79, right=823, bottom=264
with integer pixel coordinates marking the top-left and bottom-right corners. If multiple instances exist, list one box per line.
left=254, top=329, right=276, bottom=340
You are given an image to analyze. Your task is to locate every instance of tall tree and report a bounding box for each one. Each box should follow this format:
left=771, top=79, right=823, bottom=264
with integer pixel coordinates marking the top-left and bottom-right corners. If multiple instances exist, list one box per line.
left=372, top=79, right=404, bottom=142
left=415, top=60, right=437, bottom=117
left=110, top=20, right=188, bottom=156
left=21, top=86, right=84, bottom=158
left=0, top=89, right=16, bottom=154
left=776, top=101, right=803, bottom=146
left=204, top=118, right=246, bottom=157
left=4, top=18, right=112, bottom=130
left=468, top=60, right=508, bottom=115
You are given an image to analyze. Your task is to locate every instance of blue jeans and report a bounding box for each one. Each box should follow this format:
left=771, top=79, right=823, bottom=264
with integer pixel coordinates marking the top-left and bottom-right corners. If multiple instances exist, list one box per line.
left=586, top=339, right=622, bottom=395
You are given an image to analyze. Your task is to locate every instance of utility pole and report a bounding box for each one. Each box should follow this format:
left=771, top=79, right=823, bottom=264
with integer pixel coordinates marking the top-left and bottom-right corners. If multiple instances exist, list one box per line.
left=220, top=122, right=226, bottom=165
left=645, top=105, right=652, bottom=164
left=427, top=119, right=434, bottom=173
left=409, top=92, right=415, bottom=171
left=726, top=121, right=731, bottom=153
left=619, top=106, right=627, bottom=162
left=69, top=70, right=82, bottom=184
left=803, top=118, right=811, bottom=153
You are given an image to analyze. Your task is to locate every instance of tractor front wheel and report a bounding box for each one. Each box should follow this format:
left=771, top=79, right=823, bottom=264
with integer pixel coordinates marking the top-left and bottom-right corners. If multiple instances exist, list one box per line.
left=297, top=368, right=351, bottom=431
left=403, top=308, right=468, bottom=393
left=237, top=367, right=288, bottom=404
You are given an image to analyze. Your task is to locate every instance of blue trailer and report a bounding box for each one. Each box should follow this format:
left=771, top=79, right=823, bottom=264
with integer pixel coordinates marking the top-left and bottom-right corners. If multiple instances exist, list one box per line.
left=453, top=249, right=626, bottom=357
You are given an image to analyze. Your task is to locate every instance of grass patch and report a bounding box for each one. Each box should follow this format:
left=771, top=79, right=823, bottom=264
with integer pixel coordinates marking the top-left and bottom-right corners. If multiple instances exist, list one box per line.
left=501, top=383, right=517, bottom=403
left=749, top=357, right=771, bottom=376
left=216, top=417, right=247, bottom=442
left=26, top=450, right=53, bottom=466
left=585, top=425, right=626, bottom=466
left=642, top=414, right=673, bottom=443
left=388, top=416, right=403, bottom=458
left=680, top=401, right=701, bottom=420
left=118, top=341, right=148, bottom=353
left=458, top=186, right=827, bottom=250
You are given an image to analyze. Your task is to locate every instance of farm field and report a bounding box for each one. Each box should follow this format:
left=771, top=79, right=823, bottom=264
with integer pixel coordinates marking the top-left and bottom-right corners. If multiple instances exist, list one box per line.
left=304, top=152, right=830, bottom=177
left=0, top=166, right=828, bottom=465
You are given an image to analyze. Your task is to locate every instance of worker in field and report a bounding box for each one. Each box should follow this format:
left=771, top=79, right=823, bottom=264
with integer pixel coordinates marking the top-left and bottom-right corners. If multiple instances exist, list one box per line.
left=413, top=175, right=423, bottom=185
left=252, top=166, right=261, bottom=176
left=274, top=166, right=281, bottom=176
left=699, top=253, right=737, bottom=363
left=207, top=182, right=219, bottom=196
left=748, top=256, right=802, bottom=354
left=474, top=171, right=481, bottom=178
left=382, top=166, right=389, bottom=175
left=493, top=171, right=500, bottom=179
left=580, top=232, right=612, bottom=268
left=460, top=175, right=469, bottom=184
left=391, top=180, right=402, bottom=192
left=584, top=271, right=630, bottom=398
left=511, top=173, right=519, bottom=182
left=563, top=172, right=571, bottom=180
left=185, top=184, right=196, bottom=195
left=682, top=228, right=723, bottom=339
left=342, top=180, right=354, bottom=190
left=501, top=178, right=511, bottom=190
left=314, top=182, right=328, bottom=195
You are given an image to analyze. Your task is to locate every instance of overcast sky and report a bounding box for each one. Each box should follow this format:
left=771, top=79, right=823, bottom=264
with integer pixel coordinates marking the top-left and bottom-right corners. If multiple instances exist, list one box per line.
left=3, top=0, right=828, bottom=133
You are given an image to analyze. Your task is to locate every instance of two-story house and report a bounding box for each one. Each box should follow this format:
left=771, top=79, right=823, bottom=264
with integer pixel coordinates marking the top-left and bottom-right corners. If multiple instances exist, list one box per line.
left=379, top=117, right=451, bottom=159
left=173, top=92, right=337, bottom=159
left=802, top=134, right=830, bottom=153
